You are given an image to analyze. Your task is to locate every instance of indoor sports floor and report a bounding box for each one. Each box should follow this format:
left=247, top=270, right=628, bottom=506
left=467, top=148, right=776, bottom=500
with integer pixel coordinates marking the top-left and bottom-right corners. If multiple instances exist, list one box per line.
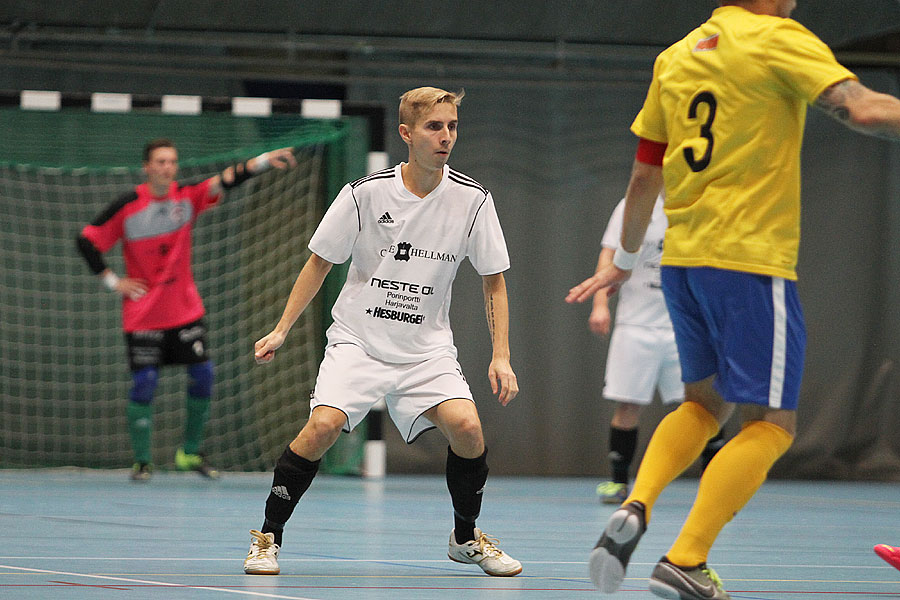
left=1, top=469, right=898, bottom=599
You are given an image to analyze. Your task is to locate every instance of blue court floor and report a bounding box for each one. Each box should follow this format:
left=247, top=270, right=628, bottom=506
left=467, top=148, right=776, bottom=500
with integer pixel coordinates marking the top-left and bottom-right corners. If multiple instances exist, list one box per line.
left=1, top=469, right=898, bottom=599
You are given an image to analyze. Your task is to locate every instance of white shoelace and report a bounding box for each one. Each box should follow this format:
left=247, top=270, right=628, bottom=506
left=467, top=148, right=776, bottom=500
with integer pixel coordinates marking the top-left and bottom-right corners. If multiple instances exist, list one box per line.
left=475, top=532, right=503, bottom=559
left=248, top=530, right=275, bottom=557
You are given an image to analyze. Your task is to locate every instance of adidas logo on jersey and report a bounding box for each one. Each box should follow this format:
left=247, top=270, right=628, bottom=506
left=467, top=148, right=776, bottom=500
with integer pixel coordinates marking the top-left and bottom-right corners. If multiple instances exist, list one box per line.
left=378, top=212, right=394, bottom=224
left=271, top=485, right=291, bottom=501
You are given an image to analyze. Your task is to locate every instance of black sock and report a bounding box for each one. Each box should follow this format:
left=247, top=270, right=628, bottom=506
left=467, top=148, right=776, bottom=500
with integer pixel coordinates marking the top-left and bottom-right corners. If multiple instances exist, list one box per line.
left=262, top=446, right=320, bottom=546
left=700, top=429, right=726, bottom=473
left=609, top=426, right=638, bottom=484
left=446, top=446, right=488, bottom=544
left=261, top=519, right=284, bottom=546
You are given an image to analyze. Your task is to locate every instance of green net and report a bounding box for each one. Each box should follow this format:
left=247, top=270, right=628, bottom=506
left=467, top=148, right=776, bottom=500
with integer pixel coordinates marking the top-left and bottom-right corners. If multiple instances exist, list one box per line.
left=0, top=107, right=368, bottom=472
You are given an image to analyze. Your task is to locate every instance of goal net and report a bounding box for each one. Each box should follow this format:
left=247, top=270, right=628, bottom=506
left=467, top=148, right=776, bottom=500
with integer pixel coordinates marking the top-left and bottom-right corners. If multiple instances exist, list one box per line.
left=0, top=107, right=367, bottom=472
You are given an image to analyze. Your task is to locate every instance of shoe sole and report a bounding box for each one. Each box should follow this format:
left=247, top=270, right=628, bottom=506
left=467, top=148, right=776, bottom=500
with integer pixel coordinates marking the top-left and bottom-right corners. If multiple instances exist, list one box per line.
left=874, top=545, right=900, bottom=569
left=588, top=506, right=644, bottom=593
left=175, top=467, right=220, bottom=479
left=244, top=568, right=280, bottom=575
left=447, top=554, right=522, bottom=577
left=648, top=568, right=729, bottom=600
left=648, top=580, right=684, bottom=599
left=600, top=495, right=625, bottom=505
left=649, top=579, right=726, bottom=600
left=589, top=546, right=625, bottom=593
left=244, top=560, right=280, bottom=576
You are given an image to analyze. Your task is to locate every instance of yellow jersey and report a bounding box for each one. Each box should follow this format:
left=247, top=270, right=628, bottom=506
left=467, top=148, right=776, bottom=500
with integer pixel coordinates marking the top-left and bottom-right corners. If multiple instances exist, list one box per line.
left=631, top=6, right=856, bottom=280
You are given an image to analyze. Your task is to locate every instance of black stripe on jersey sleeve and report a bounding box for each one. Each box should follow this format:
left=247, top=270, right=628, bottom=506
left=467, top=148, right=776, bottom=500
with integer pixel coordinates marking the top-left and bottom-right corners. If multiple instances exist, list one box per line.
left=350, top=188, right=362, bottom=232
left=351, top=168, right=394, bottom=188
left=448, top=169, right=487, bottom=194
left=350, top=167, right=394, bottom=186
left=468, top=196, right=488, bottom=237
left=89, top=190, right=138, bottom=226
left=76, top=235, right=107, bottom=274
left=448, top=174, right=489, bottom=196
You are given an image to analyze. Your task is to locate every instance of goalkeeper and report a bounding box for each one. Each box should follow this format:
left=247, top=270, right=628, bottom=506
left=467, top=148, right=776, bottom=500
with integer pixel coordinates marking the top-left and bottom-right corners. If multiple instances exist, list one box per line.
left=76, top=138, right=296, bottom=481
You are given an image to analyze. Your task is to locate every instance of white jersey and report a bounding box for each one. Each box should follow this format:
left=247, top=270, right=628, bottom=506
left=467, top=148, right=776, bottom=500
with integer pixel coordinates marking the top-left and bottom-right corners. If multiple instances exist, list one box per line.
left=601, top=196, right=671, bottom=329
left=309, top=163, right=510, bottom=363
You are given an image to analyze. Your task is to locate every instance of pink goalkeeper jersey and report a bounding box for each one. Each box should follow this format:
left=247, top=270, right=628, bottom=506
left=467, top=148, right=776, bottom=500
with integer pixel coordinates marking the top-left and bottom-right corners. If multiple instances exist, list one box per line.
left=81, top=180, right=220, bottom=332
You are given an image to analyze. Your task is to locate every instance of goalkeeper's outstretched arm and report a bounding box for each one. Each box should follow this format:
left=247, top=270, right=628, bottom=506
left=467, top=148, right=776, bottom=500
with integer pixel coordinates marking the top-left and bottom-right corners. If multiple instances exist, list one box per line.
left=254, top=253, right=333, bottom=364
left=208, top=147, right=297, bottom=195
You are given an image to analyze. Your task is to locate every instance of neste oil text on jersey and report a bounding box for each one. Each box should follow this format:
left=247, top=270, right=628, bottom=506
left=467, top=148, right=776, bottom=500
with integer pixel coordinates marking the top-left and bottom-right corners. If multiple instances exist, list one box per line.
left=369, top=277, right=434, bottom=295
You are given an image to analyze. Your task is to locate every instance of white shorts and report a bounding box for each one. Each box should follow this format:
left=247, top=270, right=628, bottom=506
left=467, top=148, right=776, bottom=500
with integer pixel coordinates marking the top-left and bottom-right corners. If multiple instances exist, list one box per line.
left=311, top=343, right=474, bottom=443
left=603, top=323, right=683, bottom=405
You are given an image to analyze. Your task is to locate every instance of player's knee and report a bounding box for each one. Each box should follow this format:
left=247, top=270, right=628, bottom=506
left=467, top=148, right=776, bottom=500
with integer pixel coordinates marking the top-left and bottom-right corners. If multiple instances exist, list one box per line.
left=448, top=413, right=483, bottom=449
left=613, top=401, right=642, bottom=427
left=187, top=360, right=214, bottom=397
left=129, top=366, right=159, bottom=405
left=303, top=409, right=345, bottom=446
left=458, top=415, right=483, bottom=440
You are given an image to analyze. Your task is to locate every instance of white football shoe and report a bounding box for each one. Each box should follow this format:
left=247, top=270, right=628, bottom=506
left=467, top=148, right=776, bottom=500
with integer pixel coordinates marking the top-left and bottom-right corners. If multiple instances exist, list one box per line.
left=243, top=529, right=280, bottom=575
left=447, top=528, right=522, bottom=577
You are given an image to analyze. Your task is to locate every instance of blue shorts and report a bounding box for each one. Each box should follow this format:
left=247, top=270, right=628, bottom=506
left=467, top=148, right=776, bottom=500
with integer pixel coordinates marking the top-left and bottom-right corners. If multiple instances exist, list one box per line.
left=661, top=266, right=806, bottom=410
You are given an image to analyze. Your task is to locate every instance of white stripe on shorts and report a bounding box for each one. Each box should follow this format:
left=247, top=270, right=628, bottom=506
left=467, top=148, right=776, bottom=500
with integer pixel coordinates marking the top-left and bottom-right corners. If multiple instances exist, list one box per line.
left=769, top=277, right=787, bottom=409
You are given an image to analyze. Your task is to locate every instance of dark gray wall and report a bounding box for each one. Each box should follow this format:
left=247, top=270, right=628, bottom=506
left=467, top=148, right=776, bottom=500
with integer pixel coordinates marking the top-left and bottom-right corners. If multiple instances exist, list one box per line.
left=2, top=3, right=900, bottom=479
left=3, top=1, right=899, bottom=47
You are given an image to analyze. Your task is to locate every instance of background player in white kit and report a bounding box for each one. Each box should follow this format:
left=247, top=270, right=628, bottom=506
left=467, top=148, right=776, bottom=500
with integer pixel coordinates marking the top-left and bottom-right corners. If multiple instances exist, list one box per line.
left=591, top=195, right=723, bottom=504
left=243, top=87, right=522, bottom=578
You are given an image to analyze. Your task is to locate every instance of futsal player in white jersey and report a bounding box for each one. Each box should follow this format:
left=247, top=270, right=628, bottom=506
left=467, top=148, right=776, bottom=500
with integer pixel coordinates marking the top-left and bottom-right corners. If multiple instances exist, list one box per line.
left=243, top=87, right=522, bottom=578
left=591, top=196, right=724, bottom=504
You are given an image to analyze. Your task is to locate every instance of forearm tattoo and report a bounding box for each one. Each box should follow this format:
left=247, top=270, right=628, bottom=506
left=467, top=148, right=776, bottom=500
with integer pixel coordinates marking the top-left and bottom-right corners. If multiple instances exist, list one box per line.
left=486, top=294, right=496, bottom=341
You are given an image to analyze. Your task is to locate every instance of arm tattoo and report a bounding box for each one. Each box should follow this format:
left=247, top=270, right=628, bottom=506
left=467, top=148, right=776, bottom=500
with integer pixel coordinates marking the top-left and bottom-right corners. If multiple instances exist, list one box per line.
left=814, top=78, right=900, bottom=141
left=486, top=294, right=496, bottom=341
left=813, top=79, right=862, bottom=123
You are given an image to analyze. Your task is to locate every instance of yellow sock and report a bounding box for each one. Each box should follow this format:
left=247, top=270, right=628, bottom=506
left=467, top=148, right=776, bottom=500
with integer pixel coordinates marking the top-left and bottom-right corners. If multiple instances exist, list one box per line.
left=666, top=420, right=793, bottom=567
left=625, top=401, right=720, bottom=522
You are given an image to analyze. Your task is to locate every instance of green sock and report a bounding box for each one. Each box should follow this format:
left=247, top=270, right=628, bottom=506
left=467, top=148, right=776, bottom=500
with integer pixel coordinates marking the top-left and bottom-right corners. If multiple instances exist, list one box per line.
left=126, top=402, right=153, bottom=464
left=183, top=395, right=210, bottom=455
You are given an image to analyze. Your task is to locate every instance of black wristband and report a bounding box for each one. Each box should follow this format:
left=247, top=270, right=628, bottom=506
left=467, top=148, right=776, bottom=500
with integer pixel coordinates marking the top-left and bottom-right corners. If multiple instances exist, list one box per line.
left=221, top=160, right=253, bottom=189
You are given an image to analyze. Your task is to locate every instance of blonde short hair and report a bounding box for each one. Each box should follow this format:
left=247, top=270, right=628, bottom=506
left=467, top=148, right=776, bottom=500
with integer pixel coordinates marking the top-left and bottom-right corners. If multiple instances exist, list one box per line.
left=399, top=87, right=465, bottom=127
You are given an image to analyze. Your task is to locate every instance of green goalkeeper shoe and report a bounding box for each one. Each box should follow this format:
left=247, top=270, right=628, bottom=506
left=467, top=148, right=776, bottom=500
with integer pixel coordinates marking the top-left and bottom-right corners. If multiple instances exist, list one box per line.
left=130, top=462, right=152, bottom=482
left=596, top=481, right=629, bottom=505
left=175, top=448, right=220, bottom=479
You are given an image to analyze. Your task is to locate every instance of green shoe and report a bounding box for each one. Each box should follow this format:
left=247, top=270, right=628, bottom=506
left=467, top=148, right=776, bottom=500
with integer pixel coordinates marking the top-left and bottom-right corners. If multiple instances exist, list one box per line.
left=130, top=462, right=152, bottom=482
left=596, top=481, right=629, bottom=505
left=175, top=447, right=220, bottom=479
